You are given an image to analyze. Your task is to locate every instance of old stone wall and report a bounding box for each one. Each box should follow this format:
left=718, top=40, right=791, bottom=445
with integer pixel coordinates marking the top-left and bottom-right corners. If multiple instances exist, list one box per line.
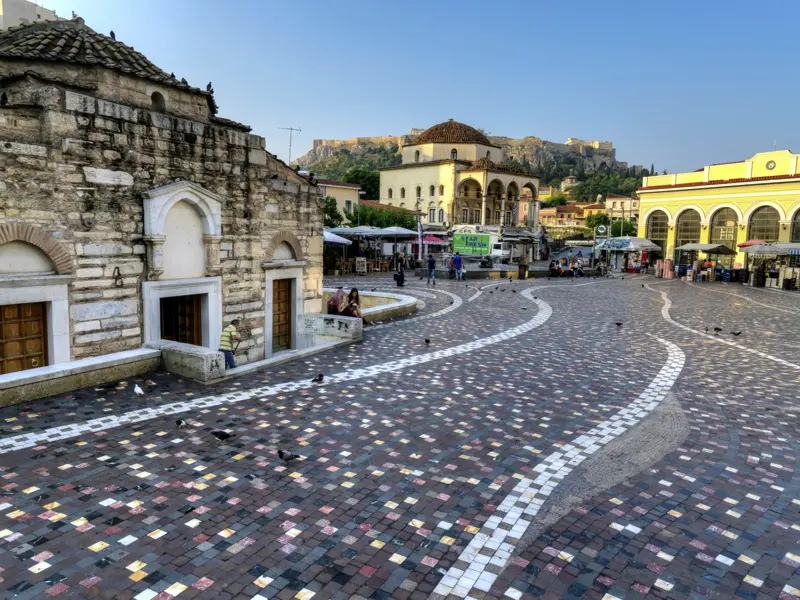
left=0, top=67, right=323, bottom=365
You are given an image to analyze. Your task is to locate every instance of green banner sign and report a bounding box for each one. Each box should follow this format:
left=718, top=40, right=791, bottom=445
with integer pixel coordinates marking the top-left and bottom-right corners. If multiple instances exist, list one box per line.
left=452, top=233, right=490, bottom=255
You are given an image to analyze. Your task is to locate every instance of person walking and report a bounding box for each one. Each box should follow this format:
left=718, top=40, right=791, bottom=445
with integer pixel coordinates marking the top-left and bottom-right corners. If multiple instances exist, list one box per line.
left=453, top=252, right=463, bottom=281
left=395, top=251, right=406, bottom=287
left=219, top=318, right=240, bottom=369
left=427, top=254, right=436, bottom=286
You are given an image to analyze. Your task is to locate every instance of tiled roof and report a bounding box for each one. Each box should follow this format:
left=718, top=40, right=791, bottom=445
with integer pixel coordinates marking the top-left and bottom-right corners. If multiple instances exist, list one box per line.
left=0, top=17, right=207, bottom=94
left=316, top=178, right=361, bottom=189
left=360, top=200, right=418, bottom=214
left=411, top=119, right=498, bottom=147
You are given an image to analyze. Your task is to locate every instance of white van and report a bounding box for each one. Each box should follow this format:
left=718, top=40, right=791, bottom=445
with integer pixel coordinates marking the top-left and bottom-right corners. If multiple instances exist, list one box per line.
left=490, top=241, right=522, bottom=262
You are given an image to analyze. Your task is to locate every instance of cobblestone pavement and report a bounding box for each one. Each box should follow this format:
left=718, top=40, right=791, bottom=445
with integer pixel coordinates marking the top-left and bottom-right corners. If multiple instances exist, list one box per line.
left=0, top=275, right=798, bottom=600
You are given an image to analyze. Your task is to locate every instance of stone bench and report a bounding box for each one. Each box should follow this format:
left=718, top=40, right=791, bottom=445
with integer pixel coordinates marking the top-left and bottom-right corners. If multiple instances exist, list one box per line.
left=144, top=340, right=225, bottom=382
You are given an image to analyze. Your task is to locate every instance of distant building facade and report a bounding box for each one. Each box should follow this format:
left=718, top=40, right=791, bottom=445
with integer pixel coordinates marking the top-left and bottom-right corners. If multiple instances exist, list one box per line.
left=379, top=119, right=539, bottom=230
left=605, top=193, right=639, bottom=221
left=317, top=179, right=361, bottom=221
left=0, top=0, right=61, bottom=29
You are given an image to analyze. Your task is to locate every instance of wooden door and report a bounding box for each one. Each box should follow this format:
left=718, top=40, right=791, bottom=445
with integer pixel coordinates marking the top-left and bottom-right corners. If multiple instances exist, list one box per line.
left=0, top=302, right=48, bottom=374
left=272, top=279, right=292, bottom=352
left=160, top=295, right=202, bottom=345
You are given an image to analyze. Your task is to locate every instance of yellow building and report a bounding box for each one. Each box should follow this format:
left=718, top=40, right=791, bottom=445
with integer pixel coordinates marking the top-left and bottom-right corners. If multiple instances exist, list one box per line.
left=637, top=150, right=800, bottom=267
left=317, top=179, right=361, bottom=222
left=379, top=120, right=539, bottom=230
left=605, top=193, right=639, bottom=221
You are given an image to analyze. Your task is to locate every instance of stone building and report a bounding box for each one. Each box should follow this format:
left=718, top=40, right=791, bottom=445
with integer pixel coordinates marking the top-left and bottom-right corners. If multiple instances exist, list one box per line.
left=0, top=17, right=323, bottom=377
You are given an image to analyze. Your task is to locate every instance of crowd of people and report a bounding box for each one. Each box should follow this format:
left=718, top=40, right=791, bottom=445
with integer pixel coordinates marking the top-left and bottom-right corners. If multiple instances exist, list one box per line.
left=548, top=255, right=595, bottom=278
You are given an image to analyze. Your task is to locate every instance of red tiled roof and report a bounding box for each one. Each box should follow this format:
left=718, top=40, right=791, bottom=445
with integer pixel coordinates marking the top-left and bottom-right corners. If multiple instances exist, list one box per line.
left=360, top=200, right=418, bottom=214
left=640, top=172, right=800, bottom=192
left=410, top=119, right=498, bottom=147
left=316, top=179, right=360, bottom=189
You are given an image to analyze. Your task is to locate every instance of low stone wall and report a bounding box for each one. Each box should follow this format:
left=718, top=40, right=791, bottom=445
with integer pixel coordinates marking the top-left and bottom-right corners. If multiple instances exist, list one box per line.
left=0, top=348, right=161, bottom=407
left=299, top=313, right=362, bottom=349
left=145, top=341, right=225, bottom=382
left=323, top=288, right=418, bottom=323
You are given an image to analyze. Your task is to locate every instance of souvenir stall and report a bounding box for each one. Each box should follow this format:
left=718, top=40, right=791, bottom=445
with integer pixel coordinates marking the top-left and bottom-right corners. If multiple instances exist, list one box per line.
left=673, top=243, right=737, bottom=282
left=595, top=237, right=662, bottom=273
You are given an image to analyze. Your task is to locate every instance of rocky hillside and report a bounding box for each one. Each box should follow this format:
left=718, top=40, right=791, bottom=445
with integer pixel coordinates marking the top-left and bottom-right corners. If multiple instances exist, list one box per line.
left=293, top=130, right=643, bottom=181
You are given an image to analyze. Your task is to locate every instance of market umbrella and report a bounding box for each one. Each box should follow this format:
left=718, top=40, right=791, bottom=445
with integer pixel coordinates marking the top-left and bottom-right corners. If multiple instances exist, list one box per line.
left=378, top=226, right=418, bottom=260
left=737, top=239, right=765, bottom=248
left=323, top=230, right=352, bottom=246
left=674, top=243, right=735, bottom=255
left=595, top=237, right=661, bottom=251
left=422, top=235, right=446, bottom=244
left=740, top=243, right=789, bottom=255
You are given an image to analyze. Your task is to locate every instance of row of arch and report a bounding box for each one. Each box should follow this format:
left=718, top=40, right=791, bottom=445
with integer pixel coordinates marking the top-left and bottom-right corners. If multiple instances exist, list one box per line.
left=457, top=179, right=537, bottom=201
left=388, top=184, right=446, bottom=200
left=645, top=205, right=800, bottom=252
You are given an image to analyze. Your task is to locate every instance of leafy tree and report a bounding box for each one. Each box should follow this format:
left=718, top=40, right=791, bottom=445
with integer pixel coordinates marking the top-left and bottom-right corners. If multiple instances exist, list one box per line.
left=348, top=204, right=416, bottom=229
left=542, top=192, right=569, bottom=208
left=585, top=213, right=610, bottom=229
left=610, top=219, right=636, bottom=236
left=323, top=196, right=343, bottom=228
left=650, top=163, right=655, bottom=175
left=342, top=168, right=379, bottom=200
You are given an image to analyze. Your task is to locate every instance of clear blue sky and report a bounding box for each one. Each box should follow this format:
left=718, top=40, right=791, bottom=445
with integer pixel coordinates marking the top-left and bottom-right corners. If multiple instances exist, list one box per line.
left=44, top=0, right=799, bottom=173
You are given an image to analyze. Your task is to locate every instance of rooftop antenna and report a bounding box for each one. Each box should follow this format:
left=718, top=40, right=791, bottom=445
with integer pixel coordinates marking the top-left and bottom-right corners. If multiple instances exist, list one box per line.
left=279, top=126, right=302, bottom=163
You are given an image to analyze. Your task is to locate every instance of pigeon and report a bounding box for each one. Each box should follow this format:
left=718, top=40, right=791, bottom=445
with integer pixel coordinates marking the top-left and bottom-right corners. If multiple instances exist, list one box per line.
left=731, top=331, right=742, bottom=336
left=133, top=384, right=144, bottom=396
left=533, top=296, right=537, bottom=299
left=512, top=290, right=516, bottom=293
left=371, top=288, right=376, bottom=292
left=211, top=430, right=236, bottom=442
left=424, top=338, right=430, bottom=345
left=615, top=322, right=623, bottom=327
left=705, top=327, right=709, bottom=333
left=489, top=291, right=493, bottom=294
left=713, top=327, right=722, bottom=333
left=278, top=449, right=299, bottom=463
left=175, top=419, right=187, bottom=429
left=642, top=284, right=645, bottom=288
left=311, top=374, right=324, bottom=384
left=110, top=30, right=115, bottom=40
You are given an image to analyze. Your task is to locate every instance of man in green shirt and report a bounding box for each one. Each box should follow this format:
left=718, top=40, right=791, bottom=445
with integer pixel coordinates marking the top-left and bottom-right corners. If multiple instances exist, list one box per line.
left=219, top=319, right=240, bottom=369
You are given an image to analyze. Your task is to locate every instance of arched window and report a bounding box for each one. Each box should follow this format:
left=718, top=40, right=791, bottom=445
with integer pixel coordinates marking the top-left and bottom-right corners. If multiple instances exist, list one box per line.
left=438, top=208, right=444, bottom=222
left=792, top=210, right=800, bottom=243
left=429, top=185, right=435, bottom=197
left=151, top=91, right=166, bottom=111
left=439, top=185, right=444, bottom=196
left=486, top=151, right=491, bottom=159
left=400, top=188, right=405, bottom=199
left=749, top=206, right=780, bottom=242
left=414, top=150, right=420, bottom=163
left=450, top=149, right=457, bottom=160
left=676, top=209, right=701, bottom=246
left=710, top=208, right=738, bottom=265
left=388, top=188, right=393, bottom=200
left=415, top=186, right=421, bottom=199
left=646, top=210, right=669, bottom=258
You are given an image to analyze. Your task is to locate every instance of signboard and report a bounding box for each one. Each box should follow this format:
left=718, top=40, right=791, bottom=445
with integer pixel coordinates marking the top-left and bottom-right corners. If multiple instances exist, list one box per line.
left=595, top=225, right=608, bottom=239
left=452, top=233, right=490, bottom=255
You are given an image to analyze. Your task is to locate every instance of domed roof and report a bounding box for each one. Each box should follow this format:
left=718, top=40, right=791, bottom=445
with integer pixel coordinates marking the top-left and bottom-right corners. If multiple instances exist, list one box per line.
left=0, top=17, right=206, bottom=93
left=414, top=119, right=496, bottom=147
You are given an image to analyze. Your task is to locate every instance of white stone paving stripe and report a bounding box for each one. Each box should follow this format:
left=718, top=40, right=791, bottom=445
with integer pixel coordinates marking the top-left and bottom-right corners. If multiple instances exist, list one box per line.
left=645, top=284, right=800, bottom=370
left=433, top=335, right=686, bottom=598
left=0, top=291, right=555, bottom=455
left=687, top=282, right=800, bottom=315
left=468, top=280, right=511, bottom=302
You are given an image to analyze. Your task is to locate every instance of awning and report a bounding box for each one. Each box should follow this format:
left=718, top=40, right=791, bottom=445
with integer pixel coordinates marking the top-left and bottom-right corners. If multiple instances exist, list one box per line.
left=674, top=243, right=736, bottom=255
left=326, top=226, right=383, bottom=237
left=737, top=239, right=765, bottom=248
left=595, top=237, right=661, bottom=251
left=740, top=243, right=788, bottom=255
left=378, top=226, right=417, bottom=237
left=323, top=230, right=352, bottom=245
left=422, top=235, right=447, bottom=244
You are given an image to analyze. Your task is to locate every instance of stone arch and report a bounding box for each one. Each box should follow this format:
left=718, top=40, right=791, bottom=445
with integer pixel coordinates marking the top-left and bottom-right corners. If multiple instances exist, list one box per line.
left=671, top=204, right=706, bottom=224
left=264, top=230, right=303, bottom=261
left=743, top=201, right=786, bottom=222
left=158, top=191, right=216, bottom=235
left=521, top=183, right=537, bottom=200
left=0, top=222, right=74, bottom=274
left=642, top=206, right=672, bottom=223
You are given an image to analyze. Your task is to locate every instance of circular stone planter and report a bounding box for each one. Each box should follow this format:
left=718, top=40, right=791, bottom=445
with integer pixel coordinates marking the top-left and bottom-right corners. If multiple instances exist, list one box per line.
left=322, top=288, right=418, bottom=322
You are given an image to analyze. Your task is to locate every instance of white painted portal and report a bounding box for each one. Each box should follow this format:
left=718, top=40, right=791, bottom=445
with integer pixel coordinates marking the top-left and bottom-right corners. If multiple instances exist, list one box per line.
left=0, top=275, right=71, bottom=365
left=142, top=277, right=222, bottom=349
left=0, top=241, right=56, bottom=275
left=161, top=200, right=206, bottom=279
left=262, top=263, right=305, bottom=358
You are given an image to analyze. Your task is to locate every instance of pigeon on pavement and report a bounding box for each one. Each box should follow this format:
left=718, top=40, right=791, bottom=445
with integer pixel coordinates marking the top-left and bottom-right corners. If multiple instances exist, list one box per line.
left=175, top=419, right=187, bottom=429
left=425, top=338, right=430, bottom=345
left=133, top=384, right=144, bottom=396
left=211, top=430, right=236, bottom=442
left=278, top=449, right=299, bottom=463
left=615, top=322, right=623, bottom=327
left=311, top=374, right=324, bottom=383
left=731, top=331, right=742, bottom=336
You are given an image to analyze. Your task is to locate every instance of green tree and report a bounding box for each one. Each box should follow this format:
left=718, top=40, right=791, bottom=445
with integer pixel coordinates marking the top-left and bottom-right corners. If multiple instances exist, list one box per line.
left=585, top=213, right=610, bottom=229
left=342, top=168, right=379, bottom=200
left=542, top=192, right=568, bottom=208
left=348, top=204, right=416, bottom=229
left=323, top=196, right=343, bottom=228
left=650, top=163, right=655, bottom=175
left=610, top=219, right=636, bottom=236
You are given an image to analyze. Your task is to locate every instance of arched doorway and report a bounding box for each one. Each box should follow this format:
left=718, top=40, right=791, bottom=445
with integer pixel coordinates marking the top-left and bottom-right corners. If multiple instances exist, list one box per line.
left=748, top=206, right=780, bottom=242
left=487, top=180, right=504, bottom=225
left=710, top=208, right=738, bottom=267
left=675, top=209, right=701, bottom=265
left=792, top=209, right=800, bottom=243
left=457, top=179, right=482, bottom=224
left=506, top=182, right=519, bottom=225
left=645, top=210, right=669, bottom=261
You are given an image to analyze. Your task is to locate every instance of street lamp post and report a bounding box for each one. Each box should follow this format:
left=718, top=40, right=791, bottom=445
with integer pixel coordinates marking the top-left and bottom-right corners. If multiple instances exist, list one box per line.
left=357, top=190, right=365, bottom=227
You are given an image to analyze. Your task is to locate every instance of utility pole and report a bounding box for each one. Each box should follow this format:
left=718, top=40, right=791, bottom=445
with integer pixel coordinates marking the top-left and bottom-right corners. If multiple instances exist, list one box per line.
left=278, top=127, right=301, bottom=163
